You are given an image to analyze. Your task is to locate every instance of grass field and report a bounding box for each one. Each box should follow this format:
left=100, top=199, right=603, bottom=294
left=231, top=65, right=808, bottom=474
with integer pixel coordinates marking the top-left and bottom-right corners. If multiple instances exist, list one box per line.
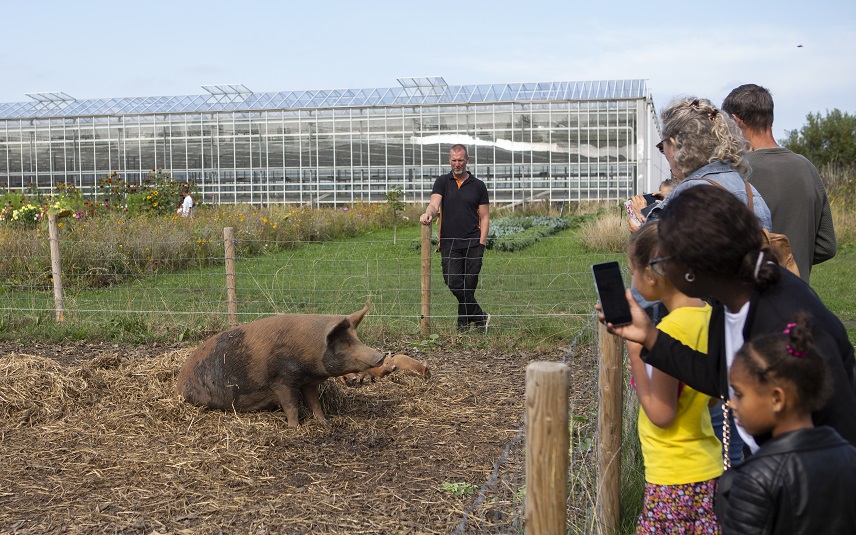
left=1, top=201, right=853, bottom=534
left=0, top=221, right=616, bottom=353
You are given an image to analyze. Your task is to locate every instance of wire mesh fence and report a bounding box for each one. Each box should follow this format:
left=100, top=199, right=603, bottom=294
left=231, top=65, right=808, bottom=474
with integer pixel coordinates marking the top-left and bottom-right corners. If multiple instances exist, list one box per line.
left=1, top=222, right=635, bottom=533
left=450, top=313, right=623, bottom=534
left=0, top=225, right=623, bottom=344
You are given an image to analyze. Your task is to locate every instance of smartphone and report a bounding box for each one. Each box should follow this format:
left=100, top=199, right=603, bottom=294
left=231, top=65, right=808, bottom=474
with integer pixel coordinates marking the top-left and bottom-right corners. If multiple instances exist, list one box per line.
left=591, top=261, right=632, bottom=326
left=624, top=199, right=643, bottom=227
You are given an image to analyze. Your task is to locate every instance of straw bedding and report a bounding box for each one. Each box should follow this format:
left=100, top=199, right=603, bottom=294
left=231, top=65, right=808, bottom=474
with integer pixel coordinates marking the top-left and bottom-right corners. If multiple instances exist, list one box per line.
left=0, top=340, right=556, bottom=534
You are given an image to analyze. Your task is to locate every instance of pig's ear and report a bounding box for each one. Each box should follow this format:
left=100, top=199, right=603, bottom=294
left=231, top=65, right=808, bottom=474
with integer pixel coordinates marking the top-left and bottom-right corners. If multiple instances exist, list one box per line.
left=348, top=301, right=370, bottom=328
left=327, top=318, right=350, bottom=344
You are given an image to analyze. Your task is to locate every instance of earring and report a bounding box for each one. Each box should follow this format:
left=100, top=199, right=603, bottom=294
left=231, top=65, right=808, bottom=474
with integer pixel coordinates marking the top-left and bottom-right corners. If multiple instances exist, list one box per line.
left=684, top=272, right=695, bottom=283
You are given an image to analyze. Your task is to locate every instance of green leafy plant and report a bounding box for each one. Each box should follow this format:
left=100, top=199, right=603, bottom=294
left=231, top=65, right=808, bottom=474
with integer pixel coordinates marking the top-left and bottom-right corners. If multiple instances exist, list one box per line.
left=412, top=333, right=441, bottom=348
left=441, top=481, right=477, bottom=496
left=488, top=215, right=574, bottom=252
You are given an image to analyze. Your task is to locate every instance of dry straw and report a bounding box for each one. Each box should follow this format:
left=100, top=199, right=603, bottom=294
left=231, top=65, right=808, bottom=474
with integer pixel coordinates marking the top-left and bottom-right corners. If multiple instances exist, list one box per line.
left=0, top=342, right=541, bottom=534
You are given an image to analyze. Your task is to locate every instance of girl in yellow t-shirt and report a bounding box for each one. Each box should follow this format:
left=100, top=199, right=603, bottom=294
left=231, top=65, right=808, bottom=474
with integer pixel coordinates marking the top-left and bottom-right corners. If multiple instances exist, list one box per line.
left=627, top=221, right=722, bottom=534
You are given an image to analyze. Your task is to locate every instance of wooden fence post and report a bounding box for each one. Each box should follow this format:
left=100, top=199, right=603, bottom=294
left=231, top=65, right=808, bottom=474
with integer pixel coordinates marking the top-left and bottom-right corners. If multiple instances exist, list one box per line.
left=420, top=223, right=432, bottom=335
left=596, top=322, right=624, bottom=534
left=48, top=213, right=65, bottom=322
left=224, top=227, right=238, bottom=327
left=525, top=361, right=570, bottom=535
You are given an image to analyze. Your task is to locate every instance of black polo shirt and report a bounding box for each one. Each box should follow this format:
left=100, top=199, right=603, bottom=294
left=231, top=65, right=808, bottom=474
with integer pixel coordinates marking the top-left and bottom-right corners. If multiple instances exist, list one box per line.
left=431, top=172, right=489, bottom=251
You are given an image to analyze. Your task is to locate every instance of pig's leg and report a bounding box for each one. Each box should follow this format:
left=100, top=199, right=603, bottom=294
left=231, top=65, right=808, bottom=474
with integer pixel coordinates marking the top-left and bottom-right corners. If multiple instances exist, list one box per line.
left=301, top=384, right=328, bottom=425
left=271, top=384, right=302, bottom=428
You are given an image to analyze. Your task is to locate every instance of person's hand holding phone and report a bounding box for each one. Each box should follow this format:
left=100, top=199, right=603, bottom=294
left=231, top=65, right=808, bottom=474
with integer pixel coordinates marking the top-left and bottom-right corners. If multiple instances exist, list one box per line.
left=593, top=287, right=659, bottom=349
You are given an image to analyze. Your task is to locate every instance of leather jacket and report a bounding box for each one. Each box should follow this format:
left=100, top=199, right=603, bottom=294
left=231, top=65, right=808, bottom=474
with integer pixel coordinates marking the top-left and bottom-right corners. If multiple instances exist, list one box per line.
left=716, top=426, right=856, bottom=534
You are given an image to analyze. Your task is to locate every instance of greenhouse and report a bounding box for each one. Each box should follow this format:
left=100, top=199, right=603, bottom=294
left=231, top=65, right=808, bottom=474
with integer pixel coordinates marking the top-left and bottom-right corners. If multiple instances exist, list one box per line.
left=0, top=78, right=667, bottom=206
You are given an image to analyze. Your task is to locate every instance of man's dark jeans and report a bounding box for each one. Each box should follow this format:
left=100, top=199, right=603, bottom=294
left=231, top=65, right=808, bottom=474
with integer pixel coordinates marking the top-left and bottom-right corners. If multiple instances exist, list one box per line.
left=440, top=244, right=486, bottom=329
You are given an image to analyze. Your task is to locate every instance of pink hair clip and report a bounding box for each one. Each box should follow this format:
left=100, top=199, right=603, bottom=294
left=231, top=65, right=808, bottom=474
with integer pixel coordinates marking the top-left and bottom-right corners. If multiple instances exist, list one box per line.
left=784, top=323, right=805, bottom=356
left=787, top=345, right=807, bottom=358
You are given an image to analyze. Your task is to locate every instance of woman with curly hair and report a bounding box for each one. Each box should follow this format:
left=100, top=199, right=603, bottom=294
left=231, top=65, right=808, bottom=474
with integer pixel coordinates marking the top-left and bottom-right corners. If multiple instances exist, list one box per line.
left=646, top=97, right=771, bottom=231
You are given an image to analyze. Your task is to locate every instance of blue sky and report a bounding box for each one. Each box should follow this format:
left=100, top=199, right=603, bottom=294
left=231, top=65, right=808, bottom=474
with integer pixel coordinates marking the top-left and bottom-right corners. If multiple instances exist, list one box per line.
left=2, top=0, right=854, bottom=141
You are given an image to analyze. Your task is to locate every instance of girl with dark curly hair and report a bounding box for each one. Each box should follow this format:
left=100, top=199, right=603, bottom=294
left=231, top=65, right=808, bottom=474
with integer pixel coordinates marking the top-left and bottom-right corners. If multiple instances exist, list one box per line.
left=716, top=315, right=856, bottom=534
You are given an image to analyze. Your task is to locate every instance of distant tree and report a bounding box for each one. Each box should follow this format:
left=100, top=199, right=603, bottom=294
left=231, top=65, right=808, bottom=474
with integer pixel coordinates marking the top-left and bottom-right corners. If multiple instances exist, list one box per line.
left=385, top=186, right=406, bottom=245
left=781, top=109, right=856, bottom=167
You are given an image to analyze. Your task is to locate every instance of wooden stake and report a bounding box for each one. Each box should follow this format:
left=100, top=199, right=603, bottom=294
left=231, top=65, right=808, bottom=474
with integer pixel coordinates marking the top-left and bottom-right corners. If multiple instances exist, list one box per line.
left=48, top=213, right=65, bottom=322
left=596, top=322, right=623, bottom=534
left=224, top=227, right=238, bottom=327
left=420, top=223, right=432, bottom=335
left=525, top=361, right=570, bottom=534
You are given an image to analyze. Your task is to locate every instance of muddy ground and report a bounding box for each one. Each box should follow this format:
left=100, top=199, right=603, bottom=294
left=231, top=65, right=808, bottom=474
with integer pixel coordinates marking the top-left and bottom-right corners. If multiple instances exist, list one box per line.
left=0, top=339, right=580, bottom=534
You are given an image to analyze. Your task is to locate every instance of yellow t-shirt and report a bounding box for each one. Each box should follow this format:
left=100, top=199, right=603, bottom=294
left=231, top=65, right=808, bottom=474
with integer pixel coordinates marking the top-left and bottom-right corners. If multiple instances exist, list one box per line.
left=637, top=303, right=723, bottom=485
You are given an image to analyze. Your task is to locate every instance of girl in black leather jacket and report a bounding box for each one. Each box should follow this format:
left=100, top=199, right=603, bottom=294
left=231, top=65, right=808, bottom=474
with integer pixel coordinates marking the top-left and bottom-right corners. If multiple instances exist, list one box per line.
left=716, top=315, right=856, bottom=534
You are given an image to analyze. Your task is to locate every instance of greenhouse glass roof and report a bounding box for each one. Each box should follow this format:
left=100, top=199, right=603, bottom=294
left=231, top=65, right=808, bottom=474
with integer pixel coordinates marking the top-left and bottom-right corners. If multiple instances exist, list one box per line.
left=0, top=78, right=648, bottom=120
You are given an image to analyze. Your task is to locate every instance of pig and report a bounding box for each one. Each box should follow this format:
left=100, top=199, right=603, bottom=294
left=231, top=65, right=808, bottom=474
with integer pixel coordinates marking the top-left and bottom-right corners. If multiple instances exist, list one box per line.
left=175, top=301, right=385, bottom=427
left=338, top=353, right=431, bottom=385
left=388, top=353, right=431, bottom=379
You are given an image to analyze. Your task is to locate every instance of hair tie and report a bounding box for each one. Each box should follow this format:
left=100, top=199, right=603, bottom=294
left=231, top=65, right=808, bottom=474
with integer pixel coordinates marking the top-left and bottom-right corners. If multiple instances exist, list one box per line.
left=753, top=250, right=765, bottom=279
left=784, top=323, right=806, bottom=357
left=707, top=110, right=719, bottom=121
left=787, top=345, right=807, bottom=358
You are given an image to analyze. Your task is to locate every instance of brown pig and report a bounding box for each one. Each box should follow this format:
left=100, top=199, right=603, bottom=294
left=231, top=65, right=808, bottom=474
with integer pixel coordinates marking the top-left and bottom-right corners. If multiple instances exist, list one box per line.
left=338, top=353, right=430, bottom=385
left=388, top=353, right=431, bottom=379
left=175, top=302, right=385, bottom=427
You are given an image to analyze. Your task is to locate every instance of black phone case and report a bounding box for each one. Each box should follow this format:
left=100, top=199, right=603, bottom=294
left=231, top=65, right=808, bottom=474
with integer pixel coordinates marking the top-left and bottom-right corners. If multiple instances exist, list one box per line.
left=592, top=261, right=632, bottom=326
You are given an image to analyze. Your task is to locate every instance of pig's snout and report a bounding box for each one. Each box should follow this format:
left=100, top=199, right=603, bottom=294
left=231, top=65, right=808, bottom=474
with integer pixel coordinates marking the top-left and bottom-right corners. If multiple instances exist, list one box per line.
left=369, top=352, right=385, bottom=367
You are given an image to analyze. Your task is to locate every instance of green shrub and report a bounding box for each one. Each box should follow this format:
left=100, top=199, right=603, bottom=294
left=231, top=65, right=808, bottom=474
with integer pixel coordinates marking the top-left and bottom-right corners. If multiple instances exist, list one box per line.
left=409, top=215, right=580, bottom=252
left=489, top=215, right=575, bottom=251
left=0, top=200, right=417, bottom=292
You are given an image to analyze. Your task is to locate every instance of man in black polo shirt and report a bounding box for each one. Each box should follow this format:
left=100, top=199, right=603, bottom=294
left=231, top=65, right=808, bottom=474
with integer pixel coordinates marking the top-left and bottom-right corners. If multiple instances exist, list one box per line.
left=420, top=144, right=490, bottom=332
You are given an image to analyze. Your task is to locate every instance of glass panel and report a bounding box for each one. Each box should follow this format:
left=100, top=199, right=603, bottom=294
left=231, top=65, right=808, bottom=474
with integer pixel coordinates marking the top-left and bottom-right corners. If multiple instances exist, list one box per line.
left=93, top=141, right=109, bottom=173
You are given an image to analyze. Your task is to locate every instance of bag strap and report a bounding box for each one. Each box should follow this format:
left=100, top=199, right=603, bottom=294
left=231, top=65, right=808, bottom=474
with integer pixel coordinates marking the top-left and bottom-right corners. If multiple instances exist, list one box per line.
left=722, top=399, right=732, bottom=471
left=694, top=177, right=755, bottom=213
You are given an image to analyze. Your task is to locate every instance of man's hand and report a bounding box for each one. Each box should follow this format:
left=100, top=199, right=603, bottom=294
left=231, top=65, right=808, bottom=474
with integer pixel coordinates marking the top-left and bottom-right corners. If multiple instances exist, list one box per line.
left=420, top=212, right=433, bottom=225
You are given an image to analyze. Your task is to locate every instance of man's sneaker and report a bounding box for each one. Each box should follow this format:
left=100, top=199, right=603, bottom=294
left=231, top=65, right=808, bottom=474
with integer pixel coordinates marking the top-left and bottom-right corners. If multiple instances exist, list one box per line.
left=481, top=313, right=491, bottom=334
